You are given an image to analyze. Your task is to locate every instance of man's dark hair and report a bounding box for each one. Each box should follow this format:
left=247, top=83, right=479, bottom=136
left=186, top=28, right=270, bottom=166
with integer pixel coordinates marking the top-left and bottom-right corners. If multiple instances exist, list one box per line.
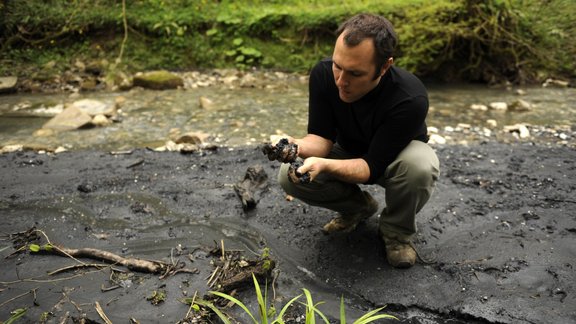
left=336, top=13, right=398, bottom=79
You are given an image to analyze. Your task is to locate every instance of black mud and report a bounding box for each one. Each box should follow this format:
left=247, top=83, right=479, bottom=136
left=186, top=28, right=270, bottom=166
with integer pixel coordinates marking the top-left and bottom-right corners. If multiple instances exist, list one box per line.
left=1, top=142, right=575, bottom=323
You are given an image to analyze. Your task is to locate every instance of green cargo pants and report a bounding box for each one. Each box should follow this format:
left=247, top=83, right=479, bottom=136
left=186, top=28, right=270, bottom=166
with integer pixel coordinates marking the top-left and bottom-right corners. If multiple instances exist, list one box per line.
left=278, top=140, right=440, bottom=241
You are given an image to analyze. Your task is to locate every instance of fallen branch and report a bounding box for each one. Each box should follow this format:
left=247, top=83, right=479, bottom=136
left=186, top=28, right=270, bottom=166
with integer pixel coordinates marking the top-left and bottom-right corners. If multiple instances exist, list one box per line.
left=11, top=228, right=198, bottom=277
left=44, top=245, right=168, bottom=274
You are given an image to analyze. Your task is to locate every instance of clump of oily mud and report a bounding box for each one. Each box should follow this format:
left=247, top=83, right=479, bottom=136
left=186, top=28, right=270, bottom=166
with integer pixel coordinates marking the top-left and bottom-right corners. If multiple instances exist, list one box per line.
left=262, top=138, right=310, bottom=184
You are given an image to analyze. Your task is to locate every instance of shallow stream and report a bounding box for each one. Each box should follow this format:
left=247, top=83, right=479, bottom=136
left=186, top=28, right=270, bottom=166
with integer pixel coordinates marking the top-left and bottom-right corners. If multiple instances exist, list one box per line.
left=1, top=80, right=574, bottom=151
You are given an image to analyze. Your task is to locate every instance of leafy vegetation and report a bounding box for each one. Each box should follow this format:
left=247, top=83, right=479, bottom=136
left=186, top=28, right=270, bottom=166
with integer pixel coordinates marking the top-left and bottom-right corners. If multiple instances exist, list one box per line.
left=0, top=0, right=574, bottom=84
left=186, top=274, right=397, bottom=323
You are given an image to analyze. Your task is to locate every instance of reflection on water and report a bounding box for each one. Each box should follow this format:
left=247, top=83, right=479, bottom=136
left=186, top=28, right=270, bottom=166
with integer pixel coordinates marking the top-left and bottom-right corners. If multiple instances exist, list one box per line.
left=0, top=81, right=574, bottom=151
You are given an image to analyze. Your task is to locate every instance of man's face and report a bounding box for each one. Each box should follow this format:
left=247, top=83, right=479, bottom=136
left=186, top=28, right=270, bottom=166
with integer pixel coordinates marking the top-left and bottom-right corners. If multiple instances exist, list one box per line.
left=331, top=32, right=390, bottom=103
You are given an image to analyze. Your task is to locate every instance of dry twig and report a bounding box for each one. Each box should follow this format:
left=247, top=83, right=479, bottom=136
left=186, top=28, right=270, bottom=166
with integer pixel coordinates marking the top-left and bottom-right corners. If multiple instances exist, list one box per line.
left=95, top=301, right=113, bottom=324
left=0, top=288, right=38, bottom=308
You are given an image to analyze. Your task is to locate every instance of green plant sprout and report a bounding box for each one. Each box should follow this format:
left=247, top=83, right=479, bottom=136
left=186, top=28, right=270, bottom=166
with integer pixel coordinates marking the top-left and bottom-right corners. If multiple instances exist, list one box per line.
left=190, top=273, right=397, bottom=324
left=4, top=308, right=27, bottom=324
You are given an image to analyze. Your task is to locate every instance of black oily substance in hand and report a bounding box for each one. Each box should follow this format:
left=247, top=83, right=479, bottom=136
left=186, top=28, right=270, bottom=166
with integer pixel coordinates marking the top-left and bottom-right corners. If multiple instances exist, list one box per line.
left=262, top=138, right=298, bottom=163
left=287, top=159, right=311, bottom=184
left=262, top=139, right=310, bottom=183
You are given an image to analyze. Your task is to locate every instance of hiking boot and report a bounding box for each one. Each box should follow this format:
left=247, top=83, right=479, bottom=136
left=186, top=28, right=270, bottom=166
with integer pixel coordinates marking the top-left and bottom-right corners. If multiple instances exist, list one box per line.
left=322, top=191, right=378, bottom=234
left=382, top=235, right=416, bottom=269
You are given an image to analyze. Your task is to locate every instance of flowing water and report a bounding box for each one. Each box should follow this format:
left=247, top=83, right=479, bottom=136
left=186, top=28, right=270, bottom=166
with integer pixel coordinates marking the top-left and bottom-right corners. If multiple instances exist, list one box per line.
left=1, top=80, right=575, bottom=151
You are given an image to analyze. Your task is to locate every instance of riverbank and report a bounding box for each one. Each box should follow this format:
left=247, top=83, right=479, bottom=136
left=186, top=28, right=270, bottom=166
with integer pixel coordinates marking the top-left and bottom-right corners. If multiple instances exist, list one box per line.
left=2, top=1, right=575, bottom=84
left=1, top=138, right=575, bottom=323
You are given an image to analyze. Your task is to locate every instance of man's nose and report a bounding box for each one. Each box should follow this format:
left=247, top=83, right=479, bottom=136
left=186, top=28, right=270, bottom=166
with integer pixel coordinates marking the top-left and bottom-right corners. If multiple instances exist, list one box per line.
left=336, top=72, right=348, bottom=87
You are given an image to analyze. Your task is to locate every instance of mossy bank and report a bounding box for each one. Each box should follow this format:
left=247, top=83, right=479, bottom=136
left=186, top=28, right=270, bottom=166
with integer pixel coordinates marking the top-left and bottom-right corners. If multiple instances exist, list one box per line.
left=1, top=0, right=575, bottom=85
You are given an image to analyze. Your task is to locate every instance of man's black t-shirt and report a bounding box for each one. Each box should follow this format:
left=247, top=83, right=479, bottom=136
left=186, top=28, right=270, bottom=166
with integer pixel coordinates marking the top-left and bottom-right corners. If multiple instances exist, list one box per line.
left=307, top=58, right=429, bottom=184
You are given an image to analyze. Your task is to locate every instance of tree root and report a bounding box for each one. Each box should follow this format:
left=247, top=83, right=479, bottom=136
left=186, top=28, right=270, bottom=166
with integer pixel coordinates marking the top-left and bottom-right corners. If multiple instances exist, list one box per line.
left=48, top=246, right=168, bottom=274
left=9, top=228, right=198, bottom=278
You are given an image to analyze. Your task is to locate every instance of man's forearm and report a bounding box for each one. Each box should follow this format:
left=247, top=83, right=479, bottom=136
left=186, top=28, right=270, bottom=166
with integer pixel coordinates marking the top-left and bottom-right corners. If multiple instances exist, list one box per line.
left=294, top=134, right=333, bottom=158
left=321, top=157, right=370, bottom=184
left=290, top=135, right=370, bottom=183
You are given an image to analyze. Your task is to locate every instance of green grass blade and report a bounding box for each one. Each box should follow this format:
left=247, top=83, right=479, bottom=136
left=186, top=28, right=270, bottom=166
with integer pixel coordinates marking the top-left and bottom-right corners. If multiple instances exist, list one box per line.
left=252, top=274, right=268, bottom=324
left=5, top=308, right=27, bottom=324
left=353, top=306, right=398, bottom=324
left=340, top=296, right=347, bottom=324
left=194, top=299, right=232, bottom=324
left=302, top=288, right=330, bottom=324
left=210, top=291, right=259, bottom=324
left=303, top=288, right=315, bottom=324
left=313, top=304, right=330, bottom=324
left=354, top=314, right=399, bottom=324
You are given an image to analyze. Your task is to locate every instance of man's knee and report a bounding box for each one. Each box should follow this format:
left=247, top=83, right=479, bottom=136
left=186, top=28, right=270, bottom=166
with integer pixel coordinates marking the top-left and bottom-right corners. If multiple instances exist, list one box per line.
left=384, top=142, right=439, bottom=187
left=277, top=163, right=295, bottom=194
left=404, top=159, right=438, bottom=187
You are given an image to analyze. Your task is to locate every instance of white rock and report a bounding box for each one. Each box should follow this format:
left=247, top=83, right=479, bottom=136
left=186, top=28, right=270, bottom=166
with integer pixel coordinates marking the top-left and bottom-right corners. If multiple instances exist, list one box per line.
left=42, top=106, right=93, bottom=131
left=428, top=134, right=447, bottom=145
left=199, top=96, right=214, bottom=109
left=91, top=114, right=112, bottom=126
left=489, top=102, right=508, bottom=110
left=54, top=146, right=68, bottom=153
left=222, top=75, right=239, bottom=85
left=504, top=124, right=530, bottom=138
left=70, top=99, right=117, bottom=117
left=0, top=144, right=23, bottom=154
left=508, top=99, right=532, bottom=112
left=515, top=89, right=526, bottom=95
left=0, top=76, right=18, bottom=93
left=543, top=78, right=569, bottom=88
left=470, top=104, right=488, bottom=111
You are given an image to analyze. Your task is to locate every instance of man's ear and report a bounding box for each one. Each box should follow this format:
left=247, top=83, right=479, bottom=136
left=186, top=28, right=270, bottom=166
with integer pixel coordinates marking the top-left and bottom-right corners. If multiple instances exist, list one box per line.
left=380, top=57, right=394, bottom=77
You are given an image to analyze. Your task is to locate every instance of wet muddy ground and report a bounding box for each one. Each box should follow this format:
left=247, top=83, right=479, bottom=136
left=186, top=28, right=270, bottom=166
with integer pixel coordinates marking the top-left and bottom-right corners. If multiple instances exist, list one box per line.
left=1, top=139, right=575, bottom=323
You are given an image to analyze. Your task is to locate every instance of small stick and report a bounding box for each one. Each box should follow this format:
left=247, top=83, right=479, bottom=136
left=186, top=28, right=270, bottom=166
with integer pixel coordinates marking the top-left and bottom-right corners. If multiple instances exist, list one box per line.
left=185, top=290, right=198, bottom=319
left=0, top=288, right=38, bottom=308
left=220, top=239, right=226, bottom=261
left=95, top=301, right=113, bottom=324
left=453, top=256, right=492, bottom=265
left=101, top=284, right=121, bottom=292
left=1, top=270, right=102, bottom=285
left=58, top=311, right=70, bottom=324
left=47, top=263, right=111, bottom=276
left=206, top=266, right=221, bottom=288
